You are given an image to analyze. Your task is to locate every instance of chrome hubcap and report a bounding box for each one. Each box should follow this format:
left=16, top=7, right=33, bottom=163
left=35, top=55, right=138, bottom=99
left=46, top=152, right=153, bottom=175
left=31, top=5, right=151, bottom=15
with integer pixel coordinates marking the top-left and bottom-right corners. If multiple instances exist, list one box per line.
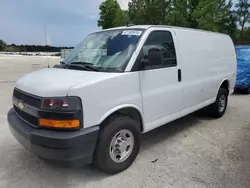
left=218, top=94, right=226, bottom=112
left=109, top=129, right=134, bottom=163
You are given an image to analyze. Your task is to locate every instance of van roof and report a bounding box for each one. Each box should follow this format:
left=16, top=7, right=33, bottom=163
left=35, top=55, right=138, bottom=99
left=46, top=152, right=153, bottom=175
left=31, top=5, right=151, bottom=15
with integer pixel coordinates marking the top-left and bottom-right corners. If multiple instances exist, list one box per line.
left=102, top=25, right=228, bottom=36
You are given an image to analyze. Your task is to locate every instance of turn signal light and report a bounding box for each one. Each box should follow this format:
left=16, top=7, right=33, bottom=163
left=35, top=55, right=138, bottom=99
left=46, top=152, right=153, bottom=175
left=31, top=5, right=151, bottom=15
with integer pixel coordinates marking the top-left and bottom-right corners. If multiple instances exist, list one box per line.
left=39, top=119, right=80, bottom=129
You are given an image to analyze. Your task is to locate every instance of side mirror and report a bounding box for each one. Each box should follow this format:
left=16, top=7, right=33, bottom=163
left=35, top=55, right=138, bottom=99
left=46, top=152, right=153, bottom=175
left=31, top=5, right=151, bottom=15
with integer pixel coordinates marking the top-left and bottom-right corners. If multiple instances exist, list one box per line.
left=140, top=54, right=149, bottom=64
left=140, top=58, right=149, bottom=69
left=141, top=47, right=164, bottom=68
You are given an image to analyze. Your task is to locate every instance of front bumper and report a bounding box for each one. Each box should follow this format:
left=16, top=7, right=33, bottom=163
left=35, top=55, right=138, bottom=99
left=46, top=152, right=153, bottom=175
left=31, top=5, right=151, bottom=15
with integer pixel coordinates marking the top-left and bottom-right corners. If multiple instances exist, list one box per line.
left=8, top=108, right=99, bottom=165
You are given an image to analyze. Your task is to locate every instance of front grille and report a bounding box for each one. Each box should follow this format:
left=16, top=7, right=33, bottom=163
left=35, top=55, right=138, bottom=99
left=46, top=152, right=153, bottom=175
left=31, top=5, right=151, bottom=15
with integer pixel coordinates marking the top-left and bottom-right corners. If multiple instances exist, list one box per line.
left=13, top=89, right=41, bottom=108
left=14, top=106, right=38, bottom=126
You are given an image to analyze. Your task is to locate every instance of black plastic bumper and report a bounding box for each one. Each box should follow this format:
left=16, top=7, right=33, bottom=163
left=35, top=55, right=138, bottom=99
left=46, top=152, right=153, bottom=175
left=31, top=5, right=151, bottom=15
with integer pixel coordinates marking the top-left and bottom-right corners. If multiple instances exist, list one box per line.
left=8, top=108, right=99, bottom=165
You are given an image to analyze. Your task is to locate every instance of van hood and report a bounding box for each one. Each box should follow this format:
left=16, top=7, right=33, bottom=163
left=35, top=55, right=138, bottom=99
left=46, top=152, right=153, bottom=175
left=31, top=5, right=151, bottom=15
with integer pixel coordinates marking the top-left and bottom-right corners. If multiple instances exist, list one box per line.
left=15, top=68, right=119, bottom=97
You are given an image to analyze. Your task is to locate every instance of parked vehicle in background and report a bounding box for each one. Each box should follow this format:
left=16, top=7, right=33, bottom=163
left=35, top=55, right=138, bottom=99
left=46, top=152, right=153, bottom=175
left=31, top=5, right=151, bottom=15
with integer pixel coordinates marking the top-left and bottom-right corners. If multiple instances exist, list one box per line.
left=235, top=46, right=250, bottom=94
left=8, top=25, right=236, bottom=174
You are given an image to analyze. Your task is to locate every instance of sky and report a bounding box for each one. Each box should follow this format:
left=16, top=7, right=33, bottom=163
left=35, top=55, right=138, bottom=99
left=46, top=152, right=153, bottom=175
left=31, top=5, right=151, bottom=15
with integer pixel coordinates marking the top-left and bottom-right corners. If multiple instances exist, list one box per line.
left=0, top=0, right=240, bottom=47
left=0, top=0, right=131, bottom=46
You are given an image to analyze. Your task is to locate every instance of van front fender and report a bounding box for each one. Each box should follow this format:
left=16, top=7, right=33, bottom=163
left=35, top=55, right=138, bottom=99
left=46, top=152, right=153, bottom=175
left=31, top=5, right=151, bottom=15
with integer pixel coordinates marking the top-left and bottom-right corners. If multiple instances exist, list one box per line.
left=97, top=104, right=144, bottom=130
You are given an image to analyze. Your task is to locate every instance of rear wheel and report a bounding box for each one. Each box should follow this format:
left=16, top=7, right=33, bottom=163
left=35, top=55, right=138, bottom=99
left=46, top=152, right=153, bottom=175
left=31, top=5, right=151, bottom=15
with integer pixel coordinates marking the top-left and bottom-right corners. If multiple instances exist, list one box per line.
left=94, top=115, right=141, bottom=174
left=208, top=88, right=228, bottom=118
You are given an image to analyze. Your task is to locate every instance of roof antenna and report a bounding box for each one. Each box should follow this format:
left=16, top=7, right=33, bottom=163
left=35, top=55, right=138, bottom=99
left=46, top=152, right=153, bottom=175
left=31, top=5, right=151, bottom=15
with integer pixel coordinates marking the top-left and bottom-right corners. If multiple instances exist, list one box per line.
left=43, top=24, right=50, bottom=68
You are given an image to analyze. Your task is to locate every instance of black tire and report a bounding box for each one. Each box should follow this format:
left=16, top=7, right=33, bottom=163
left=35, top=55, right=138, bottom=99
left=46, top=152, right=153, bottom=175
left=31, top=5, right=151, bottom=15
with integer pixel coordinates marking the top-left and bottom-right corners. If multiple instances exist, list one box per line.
left=208, top=88, right=228, bottom=118
left=94, top=115, right=141, bottom=174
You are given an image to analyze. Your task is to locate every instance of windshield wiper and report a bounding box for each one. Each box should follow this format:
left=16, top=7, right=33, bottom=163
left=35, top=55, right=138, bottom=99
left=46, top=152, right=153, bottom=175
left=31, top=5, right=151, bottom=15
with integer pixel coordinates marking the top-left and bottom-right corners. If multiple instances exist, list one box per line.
left=83, top=65, right=100, bottom=72
left=66, top=64, right=99, bottom=72
left=70, top=61, right=93, bottom=65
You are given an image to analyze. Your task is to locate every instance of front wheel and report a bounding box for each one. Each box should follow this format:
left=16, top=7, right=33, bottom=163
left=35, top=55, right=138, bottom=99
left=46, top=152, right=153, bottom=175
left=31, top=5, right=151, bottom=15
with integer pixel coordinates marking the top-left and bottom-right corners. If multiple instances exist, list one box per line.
left=94, top=116, right=141, bottom=174
left=208, top=88, right=228, bottom=118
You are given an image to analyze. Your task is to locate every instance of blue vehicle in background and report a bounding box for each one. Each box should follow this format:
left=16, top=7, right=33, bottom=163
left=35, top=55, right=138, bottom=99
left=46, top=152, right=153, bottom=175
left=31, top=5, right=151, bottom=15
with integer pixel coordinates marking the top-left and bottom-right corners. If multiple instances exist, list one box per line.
left=235, top=46, right=250, bottom=94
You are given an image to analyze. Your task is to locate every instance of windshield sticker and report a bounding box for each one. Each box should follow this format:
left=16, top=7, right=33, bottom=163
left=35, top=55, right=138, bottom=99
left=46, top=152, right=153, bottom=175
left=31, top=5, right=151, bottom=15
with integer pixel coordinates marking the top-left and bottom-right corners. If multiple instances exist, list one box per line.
left=122, top=30, right=142, bottom=36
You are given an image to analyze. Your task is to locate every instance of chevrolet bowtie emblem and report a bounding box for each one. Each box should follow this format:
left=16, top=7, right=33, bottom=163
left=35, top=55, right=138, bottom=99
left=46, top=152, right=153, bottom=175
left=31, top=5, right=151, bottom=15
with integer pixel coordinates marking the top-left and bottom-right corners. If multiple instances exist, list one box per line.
left=18, top=102, right=24, bottom=111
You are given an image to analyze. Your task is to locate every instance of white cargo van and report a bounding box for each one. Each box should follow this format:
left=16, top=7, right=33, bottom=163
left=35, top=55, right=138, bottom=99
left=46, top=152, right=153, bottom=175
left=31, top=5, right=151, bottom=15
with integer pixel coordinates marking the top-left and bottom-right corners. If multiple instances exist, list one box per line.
left=8, top=25, right=236, bottom=174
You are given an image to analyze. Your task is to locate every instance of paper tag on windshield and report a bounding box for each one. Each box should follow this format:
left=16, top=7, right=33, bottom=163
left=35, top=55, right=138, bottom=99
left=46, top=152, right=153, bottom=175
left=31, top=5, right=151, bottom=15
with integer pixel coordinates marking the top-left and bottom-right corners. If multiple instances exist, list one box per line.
left=122, top=30, right=142, bottom=36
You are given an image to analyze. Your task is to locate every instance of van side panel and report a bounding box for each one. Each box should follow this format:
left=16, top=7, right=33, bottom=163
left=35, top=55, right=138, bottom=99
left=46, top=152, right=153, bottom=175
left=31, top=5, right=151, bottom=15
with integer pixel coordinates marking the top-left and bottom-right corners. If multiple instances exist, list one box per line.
left=174, top=29, right=236, bottom=110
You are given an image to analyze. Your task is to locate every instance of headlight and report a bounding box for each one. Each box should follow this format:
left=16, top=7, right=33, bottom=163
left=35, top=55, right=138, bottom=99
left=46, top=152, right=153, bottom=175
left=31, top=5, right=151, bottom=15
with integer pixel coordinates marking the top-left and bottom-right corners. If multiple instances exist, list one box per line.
left=40, top=96, right=82, bottom=129
left=41, top=97, right=82, bottom=111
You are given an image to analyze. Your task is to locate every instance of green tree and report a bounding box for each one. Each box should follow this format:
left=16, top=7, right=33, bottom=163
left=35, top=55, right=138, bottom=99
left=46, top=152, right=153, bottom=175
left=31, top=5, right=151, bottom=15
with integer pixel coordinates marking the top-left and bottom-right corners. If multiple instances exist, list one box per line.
left=186, top=0, right=201, bottom=28
left=235, top=0, right=250, bottom=39
left=128, top=0, right=203, bottom=27
left=223, top=12, right=238, bottom=40
left=167, top=0, right=190, bottom=27
left=0, top=39, right=6, bottom=51
left=128, top=0, right=145, bottom=24
left=128, top=0, right=171, bottom=25
left=98, top=0, right=238, bottom=40
left=235, top=27, right=250, bottom=44
left=98, top=0, right=127, bottom=29
left=114, top=10, right=129, bottom=27
left=242, top=27, right=250, bottom=42
left=192, top=0, right=234, bottom=33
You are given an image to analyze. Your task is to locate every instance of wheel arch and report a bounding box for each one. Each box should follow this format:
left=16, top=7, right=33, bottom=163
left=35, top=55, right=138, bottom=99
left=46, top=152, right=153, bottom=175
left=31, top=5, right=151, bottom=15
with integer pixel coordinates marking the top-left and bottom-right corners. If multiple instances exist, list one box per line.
left=218, top=79, right=230, bottom=95
left=97, top=105, right=144, bottom=132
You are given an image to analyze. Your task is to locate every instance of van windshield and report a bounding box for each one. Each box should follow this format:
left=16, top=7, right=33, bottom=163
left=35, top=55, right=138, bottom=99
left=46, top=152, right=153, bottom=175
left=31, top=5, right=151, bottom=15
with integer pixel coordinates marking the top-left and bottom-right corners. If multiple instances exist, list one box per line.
left=63, top=29, right=144, bottom=72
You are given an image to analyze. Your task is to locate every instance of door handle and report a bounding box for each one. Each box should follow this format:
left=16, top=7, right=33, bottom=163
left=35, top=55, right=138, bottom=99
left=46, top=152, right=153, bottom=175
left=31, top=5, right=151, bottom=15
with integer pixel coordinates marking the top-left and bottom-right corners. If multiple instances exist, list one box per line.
left=178, top=69, right=182, bottom=82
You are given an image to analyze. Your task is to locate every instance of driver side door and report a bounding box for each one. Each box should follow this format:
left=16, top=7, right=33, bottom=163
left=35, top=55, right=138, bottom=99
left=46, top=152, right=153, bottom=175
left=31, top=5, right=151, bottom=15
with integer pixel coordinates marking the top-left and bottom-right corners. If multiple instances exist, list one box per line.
left=137, top=29, right=183, bottom=132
